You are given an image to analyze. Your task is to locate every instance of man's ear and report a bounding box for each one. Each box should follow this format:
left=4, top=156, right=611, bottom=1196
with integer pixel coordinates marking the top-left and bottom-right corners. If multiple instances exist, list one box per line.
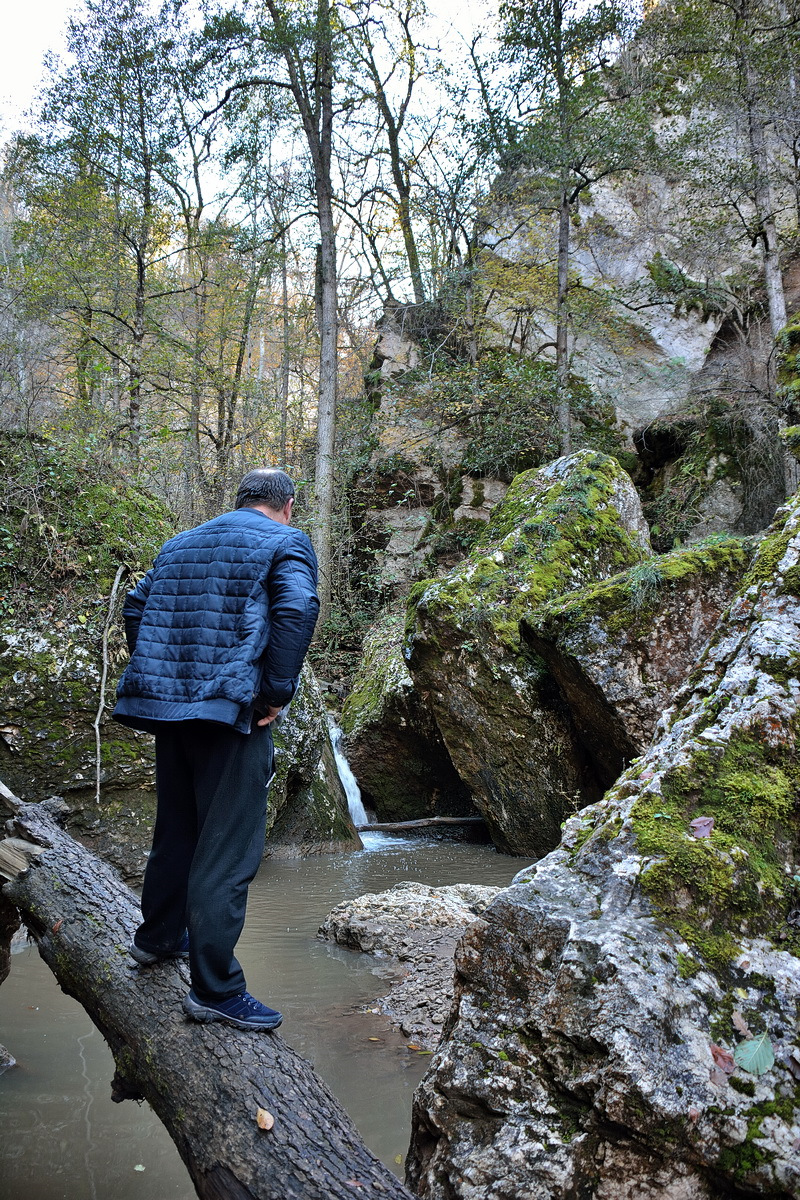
left=283, top=496, right=295, bottom=522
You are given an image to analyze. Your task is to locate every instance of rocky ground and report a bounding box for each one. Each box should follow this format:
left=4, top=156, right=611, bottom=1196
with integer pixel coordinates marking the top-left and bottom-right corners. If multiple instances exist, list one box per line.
left=318, top=881, right=499, bottom=1049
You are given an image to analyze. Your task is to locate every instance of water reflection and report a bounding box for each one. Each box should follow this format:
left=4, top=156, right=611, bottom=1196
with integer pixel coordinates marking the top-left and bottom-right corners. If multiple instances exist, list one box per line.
left=0, top=832, right=519, bottom=1199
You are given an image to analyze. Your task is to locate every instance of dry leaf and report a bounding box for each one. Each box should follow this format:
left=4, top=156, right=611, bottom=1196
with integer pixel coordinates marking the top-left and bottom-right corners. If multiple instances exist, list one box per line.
left=688, top=1107, right=700, bottom=1122
left=407, top=1043, right=421, bottom=1051
left=732, top=1010, right=752, bottom=1038
left=710, top=1043, right=735, bottom=1074
left=690, top=816, right=715, bottom=838
left=256, top=1108, right=274, bottom=1131
left=709, top=1067, right=729, bottom=1087
left=51, top=919, right=63, bottom=933
left=367, top=1037, right=381, bottom=1042
left=784, top=1048, right=800, bottom=1082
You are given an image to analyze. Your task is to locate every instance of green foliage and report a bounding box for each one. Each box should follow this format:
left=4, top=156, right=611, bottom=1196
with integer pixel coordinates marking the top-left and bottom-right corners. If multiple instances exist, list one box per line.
left=0, top=433, right=174, bottom=600
left=645, top=252, right=734, bottom=321
left=387, top=352, right=624, bottom=482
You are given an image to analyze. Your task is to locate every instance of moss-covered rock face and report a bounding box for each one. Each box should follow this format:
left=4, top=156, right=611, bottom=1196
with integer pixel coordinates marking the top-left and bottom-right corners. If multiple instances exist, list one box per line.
left=0, top=434, right=175, bottom=878
left=408, top=488, right=800, bottom=1200
left=405, top=450, right=652, bottom=856
left=522, top=535, right=752, bottom=784
left=341, top=614, right=473, bottom=822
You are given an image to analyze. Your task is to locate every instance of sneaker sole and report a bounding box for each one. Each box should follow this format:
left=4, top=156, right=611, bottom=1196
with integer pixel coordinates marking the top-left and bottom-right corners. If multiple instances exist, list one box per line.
left=130, top=944, right=190, bottom=966
left=182, top=995, right=282, bottom=1031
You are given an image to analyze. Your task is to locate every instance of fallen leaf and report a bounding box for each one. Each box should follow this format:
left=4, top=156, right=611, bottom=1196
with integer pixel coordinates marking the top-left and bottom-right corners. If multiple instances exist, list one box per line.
left=710, top=1043, right=735, bottom=1074
left=734, top=1032, right=775, bottom=1076
left=51, top=919, right=63, bottom=933
left=783, top=1048, right=800, bottom=1082
left=688, top=1107, right=700, bottom=1122
left=367, top=1037, right=381, bottom=1042
left=690, top=816, right=715, bottom=838
left=394, top=1155, right=403, bottom=1165
left=256, top=1108, right=274, bottom=1131
left=133, top=1165, right=145, bottom=1172
left=407, top=1043, right=421, bottom=1051
left=709, top=1067, right=729, bottom=1087
left=732, top=1010, right=752, bottom=1038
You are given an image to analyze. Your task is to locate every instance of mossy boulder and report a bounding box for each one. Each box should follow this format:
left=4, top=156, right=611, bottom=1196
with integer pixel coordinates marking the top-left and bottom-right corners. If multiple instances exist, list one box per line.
left=408, top=488, right=800, bottom=1200
left=405, top=449, right=652, bottom=857
left=341, top=614, right=473, bottom=822
left=521, top=535, right=752, bottom=785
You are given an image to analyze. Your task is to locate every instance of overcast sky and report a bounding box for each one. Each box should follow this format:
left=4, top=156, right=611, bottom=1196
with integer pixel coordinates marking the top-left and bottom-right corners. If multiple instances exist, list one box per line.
left=0, top=0, right=490, bottom=143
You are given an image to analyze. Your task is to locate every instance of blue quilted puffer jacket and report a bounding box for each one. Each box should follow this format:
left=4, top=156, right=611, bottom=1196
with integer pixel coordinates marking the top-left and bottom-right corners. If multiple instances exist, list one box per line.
left=113, top=507, right=319, bottom=734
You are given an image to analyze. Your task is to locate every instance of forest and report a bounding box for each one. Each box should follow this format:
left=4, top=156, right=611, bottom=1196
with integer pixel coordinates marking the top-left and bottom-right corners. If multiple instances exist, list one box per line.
left=2, top=0, right=800, bottom=1197
left=3, top=0, right=799, bottom=636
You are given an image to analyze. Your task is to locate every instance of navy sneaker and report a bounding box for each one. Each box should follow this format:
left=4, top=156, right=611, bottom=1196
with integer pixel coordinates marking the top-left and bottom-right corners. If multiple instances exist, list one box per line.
left=182, top=989, right=283, bottom=1031
left=130, top=932, right=190, bottom=966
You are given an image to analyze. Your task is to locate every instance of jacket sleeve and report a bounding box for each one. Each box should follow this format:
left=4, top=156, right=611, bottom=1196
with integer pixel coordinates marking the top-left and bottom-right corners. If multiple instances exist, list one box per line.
left=257, top=532, right=320, bottom=708
left=122, top=569, right=155, bottom=654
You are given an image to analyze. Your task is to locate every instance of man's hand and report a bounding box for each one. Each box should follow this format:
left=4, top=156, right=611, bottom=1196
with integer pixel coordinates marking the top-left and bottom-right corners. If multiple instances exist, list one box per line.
left=257, top=706, right=283, bottom=727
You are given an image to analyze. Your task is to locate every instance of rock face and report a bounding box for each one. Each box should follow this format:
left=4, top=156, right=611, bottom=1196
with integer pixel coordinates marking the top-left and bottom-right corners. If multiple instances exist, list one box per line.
left=266, top=665, right=361, bottom=857
left=405, top=450, right=652, bottom=857
left=342, top=616, right=473, bottom=822
left=407, top=491, right=800, bottom=1200
left=521, top=536, right=751, bottom=785
left=319, top=881, right=499, bottom=1049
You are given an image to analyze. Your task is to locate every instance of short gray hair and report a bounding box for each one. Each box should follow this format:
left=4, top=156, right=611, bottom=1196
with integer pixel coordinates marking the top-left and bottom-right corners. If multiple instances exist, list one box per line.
left=235, top=468, right=295, bottom=511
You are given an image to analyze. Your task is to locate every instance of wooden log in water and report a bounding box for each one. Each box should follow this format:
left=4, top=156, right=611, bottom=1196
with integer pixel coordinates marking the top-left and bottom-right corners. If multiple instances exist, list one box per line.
left=357, top=816, right=487, bottom=834
left=0, top=796, right=416, bottom=1200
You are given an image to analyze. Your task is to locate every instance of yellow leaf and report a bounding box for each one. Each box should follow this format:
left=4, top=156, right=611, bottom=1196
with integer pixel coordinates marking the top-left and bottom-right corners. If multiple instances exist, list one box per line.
left=367, top=1037, right=381, bottom=1042
left=256, top=1108, right=274, bottom=1131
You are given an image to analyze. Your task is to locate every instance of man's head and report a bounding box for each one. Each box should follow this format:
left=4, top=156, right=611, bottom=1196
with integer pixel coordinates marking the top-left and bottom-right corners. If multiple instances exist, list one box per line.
left=235, top=469, right=295, bottom=524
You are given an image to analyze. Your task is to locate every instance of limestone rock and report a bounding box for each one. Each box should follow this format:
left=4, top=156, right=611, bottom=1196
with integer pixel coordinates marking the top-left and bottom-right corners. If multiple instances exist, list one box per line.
left=342, top=615, right=473, bottom=822
left=319, top=881, right=499, bottom=1048
left=265, top=665, right=362, bottom=858
left=522, top=536, right=752, bottom=783
left=406, top=450, right=651, bottom=857
left=407, top=492, right=800, bottom=1200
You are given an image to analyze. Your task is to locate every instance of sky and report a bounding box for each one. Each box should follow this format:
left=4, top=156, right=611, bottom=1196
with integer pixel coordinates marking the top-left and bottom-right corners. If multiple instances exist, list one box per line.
left=0, top=0, right=490, bottom=142
left=0, top=2, right=73, bottom=138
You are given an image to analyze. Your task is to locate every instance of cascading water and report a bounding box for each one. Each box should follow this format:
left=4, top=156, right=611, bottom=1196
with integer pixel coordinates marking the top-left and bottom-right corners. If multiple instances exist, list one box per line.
left=327, top=717, right=370, bottom=827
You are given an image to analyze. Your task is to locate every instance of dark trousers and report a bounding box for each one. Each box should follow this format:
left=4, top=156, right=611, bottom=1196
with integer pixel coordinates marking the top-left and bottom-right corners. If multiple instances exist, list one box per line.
left=135, top=720, right=274, bottom=1002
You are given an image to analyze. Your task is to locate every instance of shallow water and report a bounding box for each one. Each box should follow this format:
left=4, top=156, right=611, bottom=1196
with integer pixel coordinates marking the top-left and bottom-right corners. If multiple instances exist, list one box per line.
left=0, top=831, right=520, bottom=1200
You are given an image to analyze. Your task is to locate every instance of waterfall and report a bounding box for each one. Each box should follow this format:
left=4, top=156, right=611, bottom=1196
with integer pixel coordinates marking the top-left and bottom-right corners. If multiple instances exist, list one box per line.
left=328, top=718, right=370, bottom=827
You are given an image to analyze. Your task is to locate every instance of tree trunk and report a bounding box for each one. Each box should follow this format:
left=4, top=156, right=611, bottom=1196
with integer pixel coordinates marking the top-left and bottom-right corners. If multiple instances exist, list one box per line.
left=555, top=182, right=572, bottom=455
left=0, top=798, right=415, bottom=1200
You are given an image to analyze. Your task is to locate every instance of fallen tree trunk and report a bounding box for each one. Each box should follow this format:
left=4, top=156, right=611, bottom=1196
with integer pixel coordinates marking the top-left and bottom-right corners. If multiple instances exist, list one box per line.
left=357, top=817, right=487, bottom=834
left=1, top=797, right=415, bottom=1200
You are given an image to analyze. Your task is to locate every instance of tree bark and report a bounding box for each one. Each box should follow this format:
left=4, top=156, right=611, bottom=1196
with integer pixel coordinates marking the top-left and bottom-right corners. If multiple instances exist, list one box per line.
left=0, top=798, right=415, bottom=1200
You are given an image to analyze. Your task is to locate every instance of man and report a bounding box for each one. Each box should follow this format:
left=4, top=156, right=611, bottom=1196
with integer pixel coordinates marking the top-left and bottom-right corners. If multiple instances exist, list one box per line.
left=113, top=468, right=319, bottom=1031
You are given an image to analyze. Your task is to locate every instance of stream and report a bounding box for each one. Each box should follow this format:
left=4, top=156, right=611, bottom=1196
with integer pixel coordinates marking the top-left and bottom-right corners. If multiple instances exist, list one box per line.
left=0, top=829, right=519, bottom=1199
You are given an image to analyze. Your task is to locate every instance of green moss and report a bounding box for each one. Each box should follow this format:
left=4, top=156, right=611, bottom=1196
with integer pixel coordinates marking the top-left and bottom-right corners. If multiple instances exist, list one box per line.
left=408, top=451, right=648, bottom=654
left=677, top=952, right=702, bottom=980
left=742, top=503, right=798, bottom=590
left=632, top=735, right=799, bottom=965
left=780, top=425, right=800, bottom=464
left=717, top=1093, right=800, bottom=1181
left=342, top=614, right=409, bottom=739
left=532, top=535, right=750, bottom=641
